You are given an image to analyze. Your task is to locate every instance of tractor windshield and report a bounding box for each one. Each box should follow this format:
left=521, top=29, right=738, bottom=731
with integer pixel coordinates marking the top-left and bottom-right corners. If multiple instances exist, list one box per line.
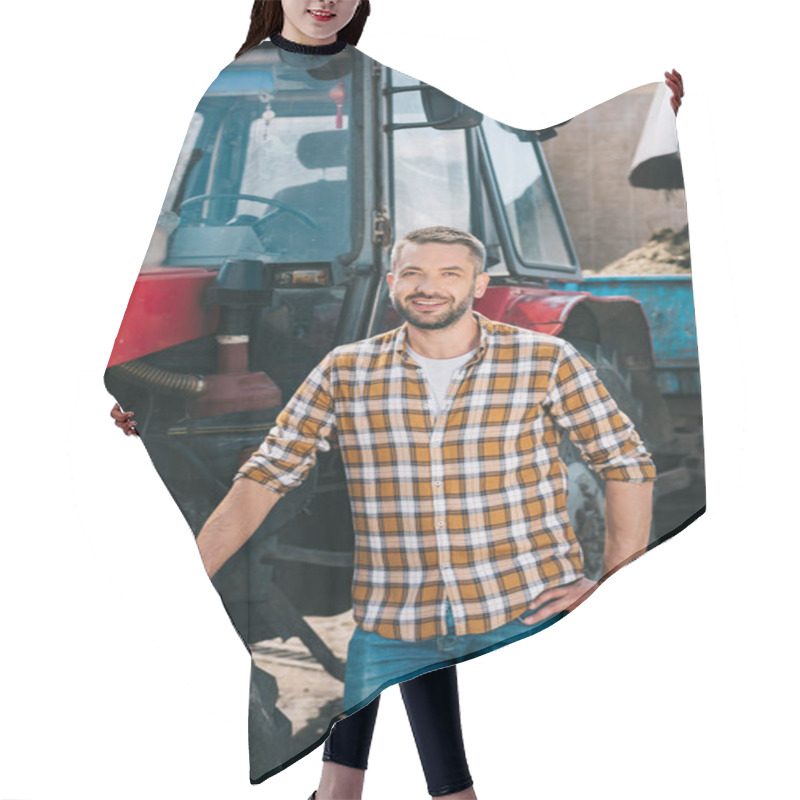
left=160, top=45, right=359, bottom=268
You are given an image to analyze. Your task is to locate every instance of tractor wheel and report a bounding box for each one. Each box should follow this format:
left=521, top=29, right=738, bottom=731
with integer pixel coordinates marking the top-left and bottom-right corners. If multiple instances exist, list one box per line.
left=248, top=662, right=294, bottom=781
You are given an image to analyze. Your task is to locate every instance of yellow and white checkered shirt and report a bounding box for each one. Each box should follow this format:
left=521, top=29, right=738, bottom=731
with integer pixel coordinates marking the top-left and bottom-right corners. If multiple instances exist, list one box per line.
left=237, top=312, right=656, bottom=640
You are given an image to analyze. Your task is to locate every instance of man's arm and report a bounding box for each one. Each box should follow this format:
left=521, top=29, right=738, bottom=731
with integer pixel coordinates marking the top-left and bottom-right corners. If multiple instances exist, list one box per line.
left=521, top=480, right=653, bottom=625
left=603, top=479, right=653, bottom=576
left=197, top=352, right=338, bottom=579
left=521, top=342, right=656, bottom=625
left=196, top=479, right=282, bottom=579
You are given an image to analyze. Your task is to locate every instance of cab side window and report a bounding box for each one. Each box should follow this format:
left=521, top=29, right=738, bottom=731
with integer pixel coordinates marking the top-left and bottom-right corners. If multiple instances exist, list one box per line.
left=388, top=70, right=471, bottom=236
left=480, top=118, right=571, bottom=268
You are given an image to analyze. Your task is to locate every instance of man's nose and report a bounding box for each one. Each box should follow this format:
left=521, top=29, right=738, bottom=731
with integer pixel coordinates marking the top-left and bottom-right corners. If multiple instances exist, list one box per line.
left=414, top=275, right=441, bottom=294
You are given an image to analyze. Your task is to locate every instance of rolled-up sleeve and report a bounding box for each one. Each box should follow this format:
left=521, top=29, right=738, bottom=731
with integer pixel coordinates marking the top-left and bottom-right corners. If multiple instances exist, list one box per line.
left=545, top=342, right=656, bottom=483
left=235, top=354, right=338, bottom=495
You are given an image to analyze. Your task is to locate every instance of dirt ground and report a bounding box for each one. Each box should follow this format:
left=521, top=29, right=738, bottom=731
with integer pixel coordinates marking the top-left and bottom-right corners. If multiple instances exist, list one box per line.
left=251, top=609, right=356, bottom=746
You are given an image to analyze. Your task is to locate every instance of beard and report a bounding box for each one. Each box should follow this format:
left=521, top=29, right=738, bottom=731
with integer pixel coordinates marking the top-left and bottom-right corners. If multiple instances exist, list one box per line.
left=390, top=288, right=474, bottom=330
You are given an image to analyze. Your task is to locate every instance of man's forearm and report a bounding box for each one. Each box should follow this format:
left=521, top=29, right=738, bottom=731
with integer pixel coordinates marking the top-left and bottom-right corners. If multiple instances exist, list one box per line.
left=603, top=480, right=654, bottom=577
left=196, top=478, right=283, bottom=579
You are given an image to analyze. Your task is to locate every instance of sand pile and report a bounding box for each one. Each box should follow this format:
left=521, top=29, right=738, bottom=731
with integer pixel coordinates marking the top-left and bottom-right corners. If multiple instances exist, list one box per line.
left=587, top=225, right=691, bottom=275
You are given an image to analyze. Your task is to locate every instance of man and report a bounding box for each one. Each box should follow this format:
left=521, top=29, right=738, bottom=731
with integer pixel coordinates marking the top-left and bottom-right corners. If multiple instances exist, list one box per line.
left=197, top=225, right=655, bottom=702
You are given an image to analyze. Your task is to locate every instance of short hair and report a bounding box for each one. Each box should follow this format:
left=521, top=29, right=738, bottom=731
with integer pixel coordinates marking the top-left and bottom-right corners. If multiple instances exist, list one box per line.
left=390, top=227, right=486, bottom=274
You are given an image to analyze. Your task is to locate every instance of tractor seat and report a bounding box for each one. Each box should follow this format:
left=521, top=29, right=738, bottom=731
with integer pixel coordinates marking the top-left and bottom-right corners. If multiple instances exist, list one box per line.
left=265, top=130, right=352, bottom=261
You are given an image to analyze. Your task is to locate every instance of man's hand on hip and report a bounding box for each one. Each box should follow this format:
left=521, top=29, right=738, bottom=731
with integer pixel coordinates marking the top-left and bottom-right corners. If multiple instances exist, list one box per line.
left=519, top=577, right=599, bottom=626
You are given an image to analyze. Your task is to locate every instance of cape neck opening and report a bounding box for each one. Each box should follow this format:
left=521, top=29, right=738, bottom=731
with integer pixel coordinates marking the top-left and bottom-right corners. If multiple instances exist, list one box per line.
left=270, top=31, right=348, bottom=55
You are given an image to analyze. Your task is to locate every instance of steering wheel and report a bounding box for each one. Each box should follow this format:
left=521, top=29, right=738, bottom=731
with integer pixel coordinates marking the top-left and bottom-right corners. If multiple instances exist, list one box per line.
left=179, top=193, right=322, bottom=231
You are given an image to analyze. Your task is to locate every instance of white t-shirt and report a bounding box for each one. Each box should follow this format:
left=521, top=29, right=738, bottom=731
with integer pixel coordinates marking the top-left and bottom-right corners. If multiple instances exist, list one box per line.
left=407, top=344, right=478, bottom=416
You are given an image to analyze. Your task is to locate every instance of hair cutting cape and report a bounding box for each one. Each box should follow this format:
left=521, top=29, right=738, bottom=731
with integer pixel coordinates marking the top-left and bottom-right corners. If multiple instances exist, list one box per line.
left=105, top=38, right=703, bottom=783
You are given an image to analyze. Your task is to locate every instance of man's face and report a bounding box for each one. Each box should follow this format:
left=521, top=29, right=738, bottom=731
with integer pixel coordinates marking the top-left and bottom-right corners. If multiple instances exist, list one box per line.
left=387, top=242, right=489, bottom=330
left=281, top=0, right=361, bottom=44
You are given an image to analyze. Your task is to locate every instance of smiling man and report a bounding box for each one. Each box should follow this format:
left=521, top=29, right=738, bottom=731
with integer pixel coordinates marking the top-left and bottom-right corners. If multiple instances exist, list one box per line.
left=387, top=235, right=488, bottom=333
left=197, top=225, right=656, bottom=709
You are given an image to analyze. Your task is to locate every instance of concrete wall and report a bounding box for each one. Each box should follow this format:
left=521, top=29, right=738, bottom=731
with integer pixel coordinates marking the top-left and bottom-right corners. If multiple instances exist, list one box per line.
left=539, top=83, right=688, bottom=272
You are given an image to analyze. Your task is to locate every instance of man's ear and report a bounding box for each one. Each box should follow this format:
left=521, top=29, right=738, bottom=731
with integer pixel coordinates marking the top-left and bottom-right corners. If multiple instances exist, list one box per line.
left=473, top=271, right=490, bottom=298
left=386, top=271, right=394, bottom=292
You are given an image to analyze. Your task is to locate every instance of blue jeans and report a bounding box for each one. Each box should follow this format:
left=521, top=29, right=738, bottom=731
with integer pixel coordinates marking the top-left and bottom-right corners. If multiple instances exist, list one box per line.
left=343, top=603, right=564, bottom=712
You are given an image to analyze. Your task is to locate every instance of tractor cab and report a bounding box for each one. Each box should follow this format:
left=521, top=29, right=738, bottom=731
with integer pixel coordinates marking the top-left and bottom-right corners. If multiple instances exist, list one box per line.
left=162, top=45, right=359, bottom=271
left=153, top=43, right=581, bottom=284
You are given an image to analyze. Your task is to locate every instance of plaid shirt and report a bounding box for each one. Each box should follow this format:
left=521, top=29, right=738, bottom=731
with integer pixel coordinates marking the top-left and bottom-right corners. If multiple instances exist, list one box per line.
left=237, top=312, right=656, bottom=640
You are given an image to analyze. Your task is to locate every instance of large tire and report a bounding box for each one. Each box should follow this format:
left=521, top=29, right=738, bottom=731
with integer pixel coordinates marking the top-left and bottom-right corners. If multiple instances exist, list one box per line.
left=560, top=341, right=644, bottom=581
left=249, top=663, right=293, bottom=781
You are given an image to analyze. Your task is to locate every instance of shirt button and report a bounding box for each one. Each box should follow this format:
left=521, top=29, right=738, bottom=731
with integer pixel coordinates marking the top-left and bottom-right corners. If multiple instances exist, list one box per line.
left=434, top=481, right=441, bottom=487
left=436, top=521, right=444, bottom=528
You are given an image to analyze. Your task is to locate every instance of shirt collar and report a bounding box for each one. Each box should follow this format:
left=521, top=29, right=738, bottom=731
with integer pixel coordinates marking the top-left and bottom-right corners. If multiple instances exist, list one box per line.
left=394, top=311, right=491, bottom=366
